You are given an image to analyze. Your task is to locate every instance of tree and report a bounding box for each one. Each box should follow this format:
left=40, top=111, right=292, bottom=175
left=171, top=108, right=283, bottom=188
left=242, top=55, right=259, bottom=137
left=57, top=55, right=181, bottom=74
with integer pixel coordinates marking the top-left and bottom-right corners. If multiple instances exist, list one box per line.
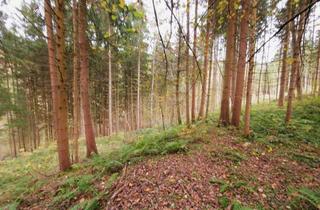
left=315, top=33, right=320, bottom=95
left=54, top=0, right=72, bottom=170
left=278, top=1, right=290, bottom=107
left=44, top=0, right=58, bottom=141
left=244, top=0, right=257, bottom=136
left=185, top=0, right=191, bottom=125
left=72, top=0, right=80, bottom=163
left=219, top=0, right=236, bottom=126
left=108, top=23, right=113, bottom=134
left=198, top=0, right=213, bottom=119
left=78, top=0, right=98, bottom=156
left=231, top=0, right=250, bottom=127
left=191, top=0, right=198, bottom=122
left=176, top=28, right=182, bottom=125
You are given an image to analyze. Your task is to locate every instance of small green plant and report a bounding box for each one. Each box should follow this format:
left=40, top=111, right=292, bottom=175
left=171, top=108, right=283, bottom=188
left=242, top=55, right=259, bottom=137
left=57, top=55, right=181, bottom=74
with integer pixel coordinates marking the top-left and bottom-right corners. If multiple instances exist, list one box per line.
left=218, top=196, right=230, bottom=208
left=291, top=153, right=320, bottom=168
left=290, top=188, right=320, bottom=210
left=231, top=201, right=253, bottom=210
left=69, top=197, right=99, bottom=210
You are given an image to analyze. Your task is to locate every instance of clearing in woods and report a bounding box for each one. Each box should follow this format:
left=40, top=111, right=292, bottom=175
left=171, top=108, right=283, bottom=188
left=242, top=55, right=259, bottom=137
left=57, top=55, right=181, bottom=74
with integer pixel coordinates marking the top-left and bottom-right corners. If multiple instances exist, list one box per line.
left=1, top=98, right=320, bottom=209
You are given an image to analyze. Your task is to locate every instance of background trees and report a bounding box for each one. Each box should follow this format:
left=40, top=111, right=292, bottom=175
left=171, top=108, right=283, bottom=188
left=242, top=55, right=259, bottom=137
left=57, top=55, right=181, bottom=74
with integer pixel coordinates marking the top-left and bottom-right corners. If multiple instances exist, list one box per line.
left=0, top=0, right=319, bottom=170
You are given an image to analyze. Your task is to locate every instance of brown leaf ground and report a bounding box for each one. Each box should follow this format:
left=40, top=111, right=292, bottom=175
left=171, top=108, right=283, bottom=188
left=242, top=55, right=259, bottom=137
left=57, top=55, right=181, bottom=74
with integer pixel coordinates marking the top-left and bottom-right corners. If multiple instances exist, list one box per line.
left=101, top=133, right=319, bottom=210
left=17, top=129, right=320, bottom=210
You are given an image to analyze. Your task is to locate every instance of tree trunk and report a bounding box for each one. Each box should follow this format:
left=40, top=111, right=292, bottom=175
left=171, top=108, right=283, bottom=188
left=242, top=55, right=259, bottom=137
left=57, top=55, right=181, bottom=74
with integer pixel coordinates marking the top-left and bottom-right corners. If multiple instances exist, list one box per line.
left=150, top=47, right=156, bottom=127
left=315, top=33, right=320, bottom=95
left=295, top=0, right=308, bottom=100
left=219, top=0, right=236, bottom=126
left=79, top=0, right=98, bottom=156
left=206, top=37, right=214, bottom=118
left=54, top=0, right=71, bottom=170
left=108, top=24, right=113, bottom=135
left=231, top=0, right=250, bottom=127
left=137, top=38, right=141, bottom=130
left=244, top=0, right=257, bottom=136
left=185, top=0, right=190, bottom=125
left=198, top=0, right=212, bottom=119
left=278, top=6, right=290, bottom=106
left=191, top=0, right=198, bottom=122
left=44, top=0, right=58, bottom=141
left=72, top=0, right=80, bottom=163
left=176, top=28, right=182, bottom=125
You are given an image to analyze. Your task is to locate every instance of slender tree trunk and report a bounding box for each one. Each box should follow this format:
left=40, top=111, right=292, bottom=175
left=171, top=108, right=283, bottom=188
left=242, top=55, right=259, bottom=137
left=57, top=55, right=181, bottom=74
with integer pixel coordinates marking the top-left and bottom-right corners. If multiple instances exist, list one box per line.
left=257, top=31, right=266, bottom=104
left=54, top=0, right=71, bottom=170
left=79, top=0, right=98, bottom=156
left=191, top=0, right=198, bottom=122
left=150, top=47, right=156, bottom=127
left=108, top=24, right=113, bottom=135
left=185, top=0, right=190, bottom=125
left=231, top=32, right=238, bottom=106
left=206, top=37, right=214, bottom=118
left=295, top=0, right=308, bottom=100
left=199, top=0, right=212, bottom=119
left=278, top=13, right=290, bottom=106
left=244, top=0, right=257, bottom=136
left=211, top=39, right=219, bottom=112
left=231, top=0, right=250, bottom=127
left=276, top=45, right=282, bottom=100
left=137, top=39, right=141, bottom=130
left=220, top=0, right=236, bottom=126
left=176, top=28, right=182, bottom=125
left=72, top=0, right=80, bottom=163
left=286, top=0, right=298, bottom=123
left=44, top=0, right=58, bottom=141
left=315, top=33, right=320, bottom=95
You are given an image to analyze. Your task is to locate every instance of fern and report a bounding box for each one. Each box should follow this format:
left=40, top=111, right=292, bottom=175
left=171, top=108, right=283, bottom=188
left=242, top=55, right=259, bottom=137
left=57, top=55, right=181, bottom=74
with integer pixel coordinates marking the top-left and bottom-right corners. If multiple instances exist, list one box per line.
left=291, top=188, right=320, bottom=209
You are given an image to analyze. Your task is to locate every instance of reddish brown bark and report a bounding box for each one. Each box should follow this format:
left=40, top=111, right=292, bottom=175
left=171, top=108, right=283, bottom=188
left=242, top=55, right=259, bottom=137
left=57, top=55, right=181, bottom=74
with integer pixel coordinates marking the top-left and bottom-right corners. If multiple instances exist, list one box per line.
left=176, top=28, right=182, bottom=125
left=54, top=0, right=71, bottom=171
left=278, top=9, right=290, bottom=107
left=315, top=34, right=320, bottom=95
left=191, top=0, right=198, bottom=122
left=244, top=0, right=257, bottom=136
left=231, top=0, right=250, bottom=127
left=44, top=0, right=58, bottom=141
left=219, top=0, right=236, bottom=126
left=286, top=0, right=298, bottom=123
left=198, top=0, right=212, bottom=119
left=185, top=0, right=190, bottom=125
left=72, top=0, right=80, bottom=163
left=78, top=0, right=98, bottom=156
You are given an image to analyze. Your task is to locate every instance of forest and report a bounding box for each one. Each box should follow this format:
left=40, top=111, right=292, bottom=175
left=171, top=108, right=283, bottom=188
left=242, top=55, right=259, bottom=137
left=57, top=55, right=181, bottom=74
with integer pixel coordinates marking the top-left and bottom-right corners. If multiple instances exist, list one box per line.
left=0, top=0, right=319, bottom=209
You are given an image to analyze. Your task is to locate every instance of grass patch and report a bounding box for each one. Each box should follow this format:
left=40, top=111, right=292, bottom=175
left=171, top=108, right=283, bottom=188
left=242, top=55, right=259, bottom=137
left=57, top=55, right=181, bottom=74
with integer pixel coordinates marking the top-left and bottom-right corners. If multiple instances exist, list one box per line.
left=291, top=153, right=320, bottom=167
left=289, top=187, right=320, bottom=210
left=210, top=148, right=247, bottom=164
left=0, top=124, right=200, bottom=208
left=249, top=97, right=320, bottom=147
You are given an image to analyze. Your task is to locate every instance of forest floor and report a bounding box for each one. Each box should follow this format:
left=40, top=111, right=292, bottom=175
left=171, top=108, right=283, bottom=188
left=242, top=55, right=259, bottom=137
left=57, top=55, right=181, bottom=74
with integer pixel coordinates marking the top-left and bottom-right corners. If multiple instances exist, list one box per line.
left=1, top=97, right=320, bottom=210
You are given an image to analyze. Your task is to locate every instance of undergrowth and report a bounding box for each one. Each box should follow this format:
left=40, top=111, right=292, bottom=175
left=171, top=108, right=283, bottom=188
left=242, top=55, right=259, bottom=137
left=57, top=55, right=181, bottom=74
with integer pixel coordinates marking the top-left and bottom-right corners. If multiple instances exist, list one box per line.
left=249, top=97, right=320, bottom=147
left=0, top=97, right=319, bottom=209
left=0, top=123, right=203, bottom=209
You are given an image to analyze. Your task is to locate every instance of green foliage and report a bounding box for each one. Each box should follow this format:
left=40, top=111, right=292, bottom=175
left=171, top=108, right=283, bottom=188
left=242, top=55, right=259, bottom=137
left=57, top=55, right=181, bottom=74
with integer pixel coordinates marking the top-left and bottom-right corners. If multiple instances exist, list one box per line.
left=249, top=98, right=320, bottom=147
left=90, top=125, right=189, bottom=175
left=218, top=196, right=230, bottom=208
left=231, top=201, right=254, bottom=210
left=291, top=153, right=320, bottom=167
left=52, top=175, right=96, bottom=206
left=209, top=177, right=251, bottom=194
left=290, top=188, right=320, bottom=210
left=69, top=198, right=99, bottom=210
left=210, top=148, right=247, bottom=164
